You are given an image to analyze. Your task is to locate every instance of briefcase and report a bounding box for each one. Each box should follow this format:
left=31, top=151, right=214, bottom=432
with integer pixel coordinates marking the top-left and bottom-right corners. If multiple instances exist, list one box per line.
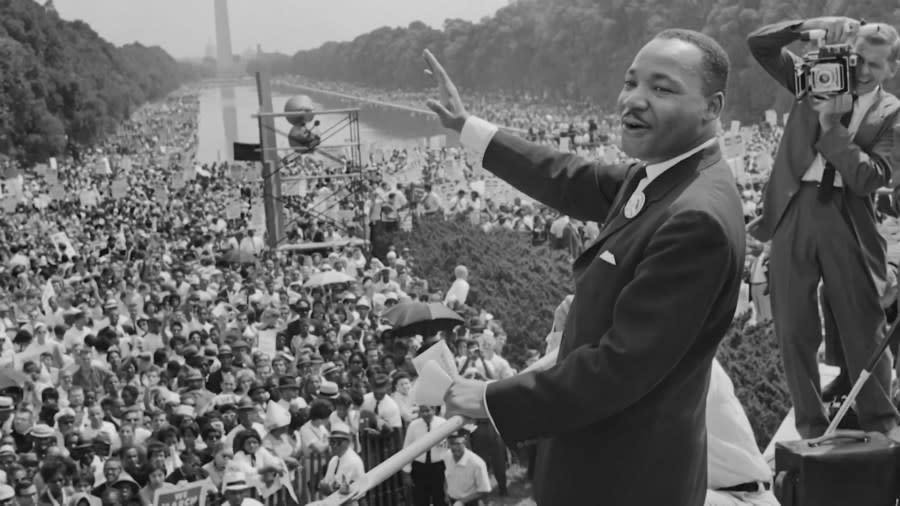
left=774, top=430, right=900, bottom=506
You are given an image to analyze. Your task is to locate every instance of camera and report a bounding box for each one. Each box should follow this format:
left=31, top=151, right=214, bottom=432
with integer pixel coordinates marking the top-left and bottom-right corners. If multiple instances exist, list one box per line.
left=793, top=29, right=858, bottom=99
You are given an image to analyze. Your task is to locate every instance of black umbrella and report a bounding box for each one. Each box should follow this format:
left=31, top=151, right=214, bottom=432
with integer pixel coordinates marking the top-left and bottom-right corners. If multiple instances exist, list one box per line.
left=382, top=301, right=464, bottom=337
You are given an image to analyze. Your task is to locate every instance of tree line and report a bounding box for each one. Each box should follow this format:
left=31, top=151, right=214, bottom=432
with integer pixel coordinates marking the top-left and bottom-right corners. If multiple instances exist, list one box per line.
left=0, top=0, right=208, bottom=164
left=257, top=0, right=900, bottom=122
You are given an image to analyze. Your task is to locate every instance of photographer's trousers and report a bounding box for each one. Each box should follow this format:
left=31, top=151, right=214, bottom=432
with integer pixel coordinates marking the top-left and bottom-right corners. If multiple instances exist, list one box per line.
left=769, top=184, right=898, bottom=438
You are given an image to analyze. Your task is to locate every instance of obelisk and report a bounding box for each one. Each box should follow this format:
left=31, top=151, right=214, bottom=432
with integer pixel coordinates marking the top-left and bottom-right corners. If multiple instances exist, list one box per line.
left=214, top=0, right=234, bottom=77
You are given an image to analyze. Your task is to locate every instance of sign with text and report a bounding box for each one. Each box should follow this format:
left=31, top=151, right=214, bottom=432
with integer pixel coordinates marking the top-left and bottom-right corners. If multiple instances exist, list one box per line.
left=153, top=480, right=209, bottom=506
left=720, top=134, right=745, bottom=160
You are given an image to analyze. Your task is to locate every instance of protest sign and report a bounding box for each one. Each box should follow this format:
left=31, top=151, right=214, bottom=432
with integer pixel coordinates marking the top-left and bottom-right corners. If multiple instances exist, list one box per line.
left=172, top=172, right=186, bottom=190
left=258, top=328, right=277, bottom=357
left=153, top=480, right=209, bottom=506
left=111, top=180, right=129, bottom=199
left=0, top=198, right=17, bottom=213
left=730, top=120, right=740, bottom=133
left=225, top=202, right=243, bottom=220
left=720, top=133, right=745, bottom=160
left=49, top=157, right=57, bottom=170
left=765, top=110, right=777, bottom=127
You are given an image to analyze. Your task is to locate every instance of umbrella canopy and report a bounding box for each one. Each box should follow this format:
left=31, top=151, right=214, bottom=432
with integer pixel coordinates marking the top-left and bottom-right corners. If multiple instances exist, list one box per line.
left=382, top=301, right=464, bottom=337
left=304, top=271, right=355, bottom=288
left=0, top=369, right=28, bottom=390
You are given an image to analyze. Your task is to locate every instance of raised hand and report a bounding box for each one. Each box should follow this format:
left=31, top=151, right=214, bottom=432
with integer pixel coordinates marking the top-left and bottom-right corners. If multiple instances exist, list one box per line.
left=423, top=49, right=469, bottom=133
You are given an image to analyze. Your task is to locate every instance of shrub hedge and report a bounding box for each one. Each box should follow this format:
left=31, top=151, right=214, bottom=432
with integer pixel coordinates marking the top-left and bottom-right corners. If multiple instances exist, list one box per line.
left=383, top=216, right=791, bottom=448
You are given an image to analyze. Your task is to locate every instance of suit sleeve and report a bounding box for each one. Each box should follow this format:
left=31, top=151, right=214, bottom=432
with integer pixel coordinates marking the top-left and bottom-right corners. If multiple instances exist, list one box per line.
left=746, top=20, right=805, bottom=95
left=484, top=210, right=734, bottom=441
left=816, top=108, right=896, bottom=195
left=481, top=129, right=626, bottom=223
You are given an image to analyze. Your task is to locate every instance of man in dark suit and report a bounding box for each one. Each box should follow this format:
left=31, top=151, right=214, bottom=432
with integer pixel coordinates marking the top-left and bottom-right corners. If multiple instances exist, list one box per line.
left=747, top=17, right=900, bottom=439
left=425, top=28, right=746, bottom=506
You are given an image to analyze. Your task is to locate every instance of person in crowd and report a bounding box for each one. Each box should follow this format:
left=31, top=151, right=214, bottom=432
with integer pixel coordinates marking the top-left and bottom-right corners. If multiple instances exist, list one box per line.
left=402, top=405, right=448, bottom=506
left=319, top=423, right=364, bottom=505
left=442, top=431, right=491, bottom=506
left=747, top=17, right=900, bottom=439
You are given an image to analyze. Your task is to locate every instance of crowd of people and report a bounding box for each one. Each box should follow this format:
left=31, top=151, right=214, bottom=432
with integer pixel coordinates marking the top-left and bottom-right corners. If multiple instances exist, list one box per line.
left=0, top=66, right=800, bottom=506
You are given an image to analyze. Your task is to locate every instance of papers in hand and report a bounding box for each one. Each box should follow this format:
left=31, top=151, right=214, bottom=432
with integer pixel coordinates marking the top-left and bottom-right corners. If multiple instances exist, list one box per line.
left=412, top=361, right=454, bottom=406
left=411, top=341, right=459, bottom=406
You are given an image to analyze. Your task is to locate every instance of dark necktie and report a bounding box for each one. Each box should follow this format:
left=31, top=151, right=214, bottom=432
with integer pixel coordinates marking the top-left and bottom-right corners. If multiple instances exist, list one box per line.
left=425, top=420, right=432, bottom=463
left=818, top=98, right=856, bottom=202
left=374, top=399, right=380, bottom=416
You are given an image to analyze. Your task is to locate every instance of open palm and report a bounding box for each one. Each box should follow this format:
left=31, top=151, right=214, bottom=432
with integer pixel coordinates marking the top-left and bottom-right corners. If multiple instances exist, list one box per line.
left=423, top=49, right=469, bottom=133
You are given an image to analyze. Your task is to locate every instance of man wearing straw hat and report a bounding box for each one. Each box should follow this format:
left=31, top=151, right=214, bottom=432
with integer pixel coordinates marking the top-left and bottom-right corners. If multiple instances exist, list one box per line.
left=221, top=470, right=264, bottom=506
left=319, top=422, right=364, bottom=504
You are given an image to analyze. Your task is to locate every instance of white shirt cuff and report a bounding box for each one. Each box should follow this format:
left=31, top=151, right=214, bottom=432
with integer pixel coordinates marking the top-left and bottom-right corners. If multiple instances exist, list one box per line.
left=459, top=116, right=499, bottom=167
left=482, top=380, right=501, bottom=435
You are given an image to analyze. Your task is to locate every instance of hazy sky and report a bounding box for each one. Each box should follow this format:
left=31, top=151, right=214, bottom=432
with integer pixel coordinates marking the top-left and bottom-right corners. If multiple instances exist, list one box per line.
left=50, top=0, right=509, bottom=59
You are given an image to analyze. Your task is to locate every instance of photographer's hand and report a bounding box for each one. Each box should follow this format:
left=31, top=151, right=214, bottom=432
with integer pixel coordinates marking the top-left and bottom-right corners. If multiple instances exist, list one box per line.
left=423, top=49, right=469, bottom=134
left=810, top=94, right=853, bottom=133
left=802, top=16, right=860, bottom=44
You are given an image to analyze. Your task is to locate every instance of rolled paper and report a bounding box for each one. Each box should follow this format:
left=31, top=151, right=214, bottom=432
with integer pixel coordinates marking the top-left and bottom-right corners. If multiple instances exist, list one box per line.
left=309, top=415, right=467, bottom=506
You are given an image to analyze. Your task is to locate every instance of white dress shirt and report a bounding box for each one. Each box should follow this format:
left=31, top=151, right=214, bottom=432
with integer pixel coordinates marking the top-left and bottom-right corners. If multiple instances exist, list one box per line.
left=323, top=449, right=365, bottom=493
left=460, top=115, right=719, bottom=437
left=361, top=392, right=403, bottom=429
left=801, top=87, right=879, bottom=186
left=443, top=449, right=491, bottom=501
left=706, top=359, right=772, bottom=488
left=444, top=278, right=470, bottom=306
left=401, top=416, right=449, bottom=473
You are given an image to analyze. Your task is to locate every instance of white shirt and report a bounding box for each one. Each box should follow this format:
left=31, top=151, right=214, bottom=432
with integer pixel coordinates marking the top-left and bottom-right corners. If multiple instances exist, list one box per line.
left=706, top=359, right=772, bottom=488
left=323, top=448, right=365, bottom=489
left=361, top=392, right=402, bottom=429
left=801, top=87, right=879, bottom=186
left=444, top=278, right=470, bottom=307
left=401, top=416, right=449, bottom=473
left=443, top=449, right=491, bottom=500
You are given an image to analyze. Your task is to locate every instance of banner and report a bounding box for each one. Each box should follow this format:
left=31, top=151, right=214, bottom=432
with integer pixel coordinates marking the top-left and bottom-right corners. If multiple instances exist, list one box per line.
left=153, top=480, right=209, bottom=506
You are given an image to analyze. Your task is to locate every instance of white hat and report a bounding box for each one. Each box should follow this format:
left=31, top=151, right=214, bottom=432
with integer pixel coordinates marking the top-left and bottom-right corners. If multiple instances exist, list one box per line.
left=221, top=470, right=254, bottom=492
left=0, top=484, right=12, bottom=501
left=330, top=422, right=352, bottom=440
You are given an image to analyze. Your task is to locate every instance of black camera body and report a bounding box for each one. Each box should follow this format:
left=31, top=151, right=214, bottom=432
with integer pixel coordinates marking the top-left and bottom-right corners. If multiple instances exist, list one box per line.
left=793, top=38, right=858, bottom=99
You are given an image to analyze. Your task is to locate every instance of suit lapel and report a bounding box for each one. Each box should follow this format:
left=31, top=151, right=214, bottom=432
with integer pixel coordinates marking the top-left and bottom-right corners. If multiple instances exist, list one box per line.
left=573, top=145, right=721, bottom=271
left=854, top=89, right=889, bottom=147
left=574, top=163, right=643, bottom=270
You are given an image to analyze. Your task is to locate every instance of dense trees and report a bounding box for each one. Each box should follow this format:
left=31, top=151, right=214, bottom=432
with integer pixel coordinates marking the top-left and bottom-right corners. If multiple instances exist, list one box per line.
left=0, top=0, right=205, bottom=163
left=283, top=0, right=900, bottom=122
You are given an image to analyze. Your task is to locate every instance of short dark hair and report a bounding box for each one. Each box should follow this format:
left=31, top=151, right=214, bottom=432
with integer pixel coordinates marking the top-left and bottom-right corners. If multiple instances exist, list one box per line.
left=655, top=29, right=730, bottom=96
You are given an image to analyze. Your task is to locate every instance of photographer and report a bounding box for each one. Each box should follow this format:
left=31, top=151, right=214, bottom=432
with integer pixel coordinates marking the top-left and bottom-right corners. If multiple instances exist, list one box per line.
left=747, top=17, right=900, bottom=439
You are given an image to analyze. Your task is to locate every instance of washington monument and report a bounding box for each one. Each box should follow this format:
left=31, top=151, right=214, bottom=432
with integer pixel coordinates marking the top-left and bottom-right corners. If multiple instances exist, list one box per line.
left=214, top=0, right=234, bottom=76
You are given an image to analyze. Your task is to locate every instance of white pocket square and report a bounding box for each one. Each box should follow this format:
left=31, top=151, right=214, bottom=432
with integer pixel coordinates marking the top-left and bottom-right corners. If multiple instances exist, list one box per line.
left=599, top=250, right=617, bottom=265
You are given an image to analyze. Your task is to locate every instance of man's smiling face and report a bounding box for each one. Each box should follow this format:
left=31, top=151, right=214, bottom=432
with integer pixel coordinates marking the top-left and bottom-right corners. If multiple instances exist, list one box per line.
left=618, top=37, right=718, bottom=164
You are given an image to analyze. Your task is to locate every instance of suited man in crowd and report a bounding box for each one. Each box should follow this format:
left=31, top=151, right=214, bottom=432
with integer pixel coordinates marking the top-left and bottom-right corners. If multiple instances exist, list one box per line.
left=425, top=27, right=745, bottom=506
left=747, top=17, right=900, bottom=439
